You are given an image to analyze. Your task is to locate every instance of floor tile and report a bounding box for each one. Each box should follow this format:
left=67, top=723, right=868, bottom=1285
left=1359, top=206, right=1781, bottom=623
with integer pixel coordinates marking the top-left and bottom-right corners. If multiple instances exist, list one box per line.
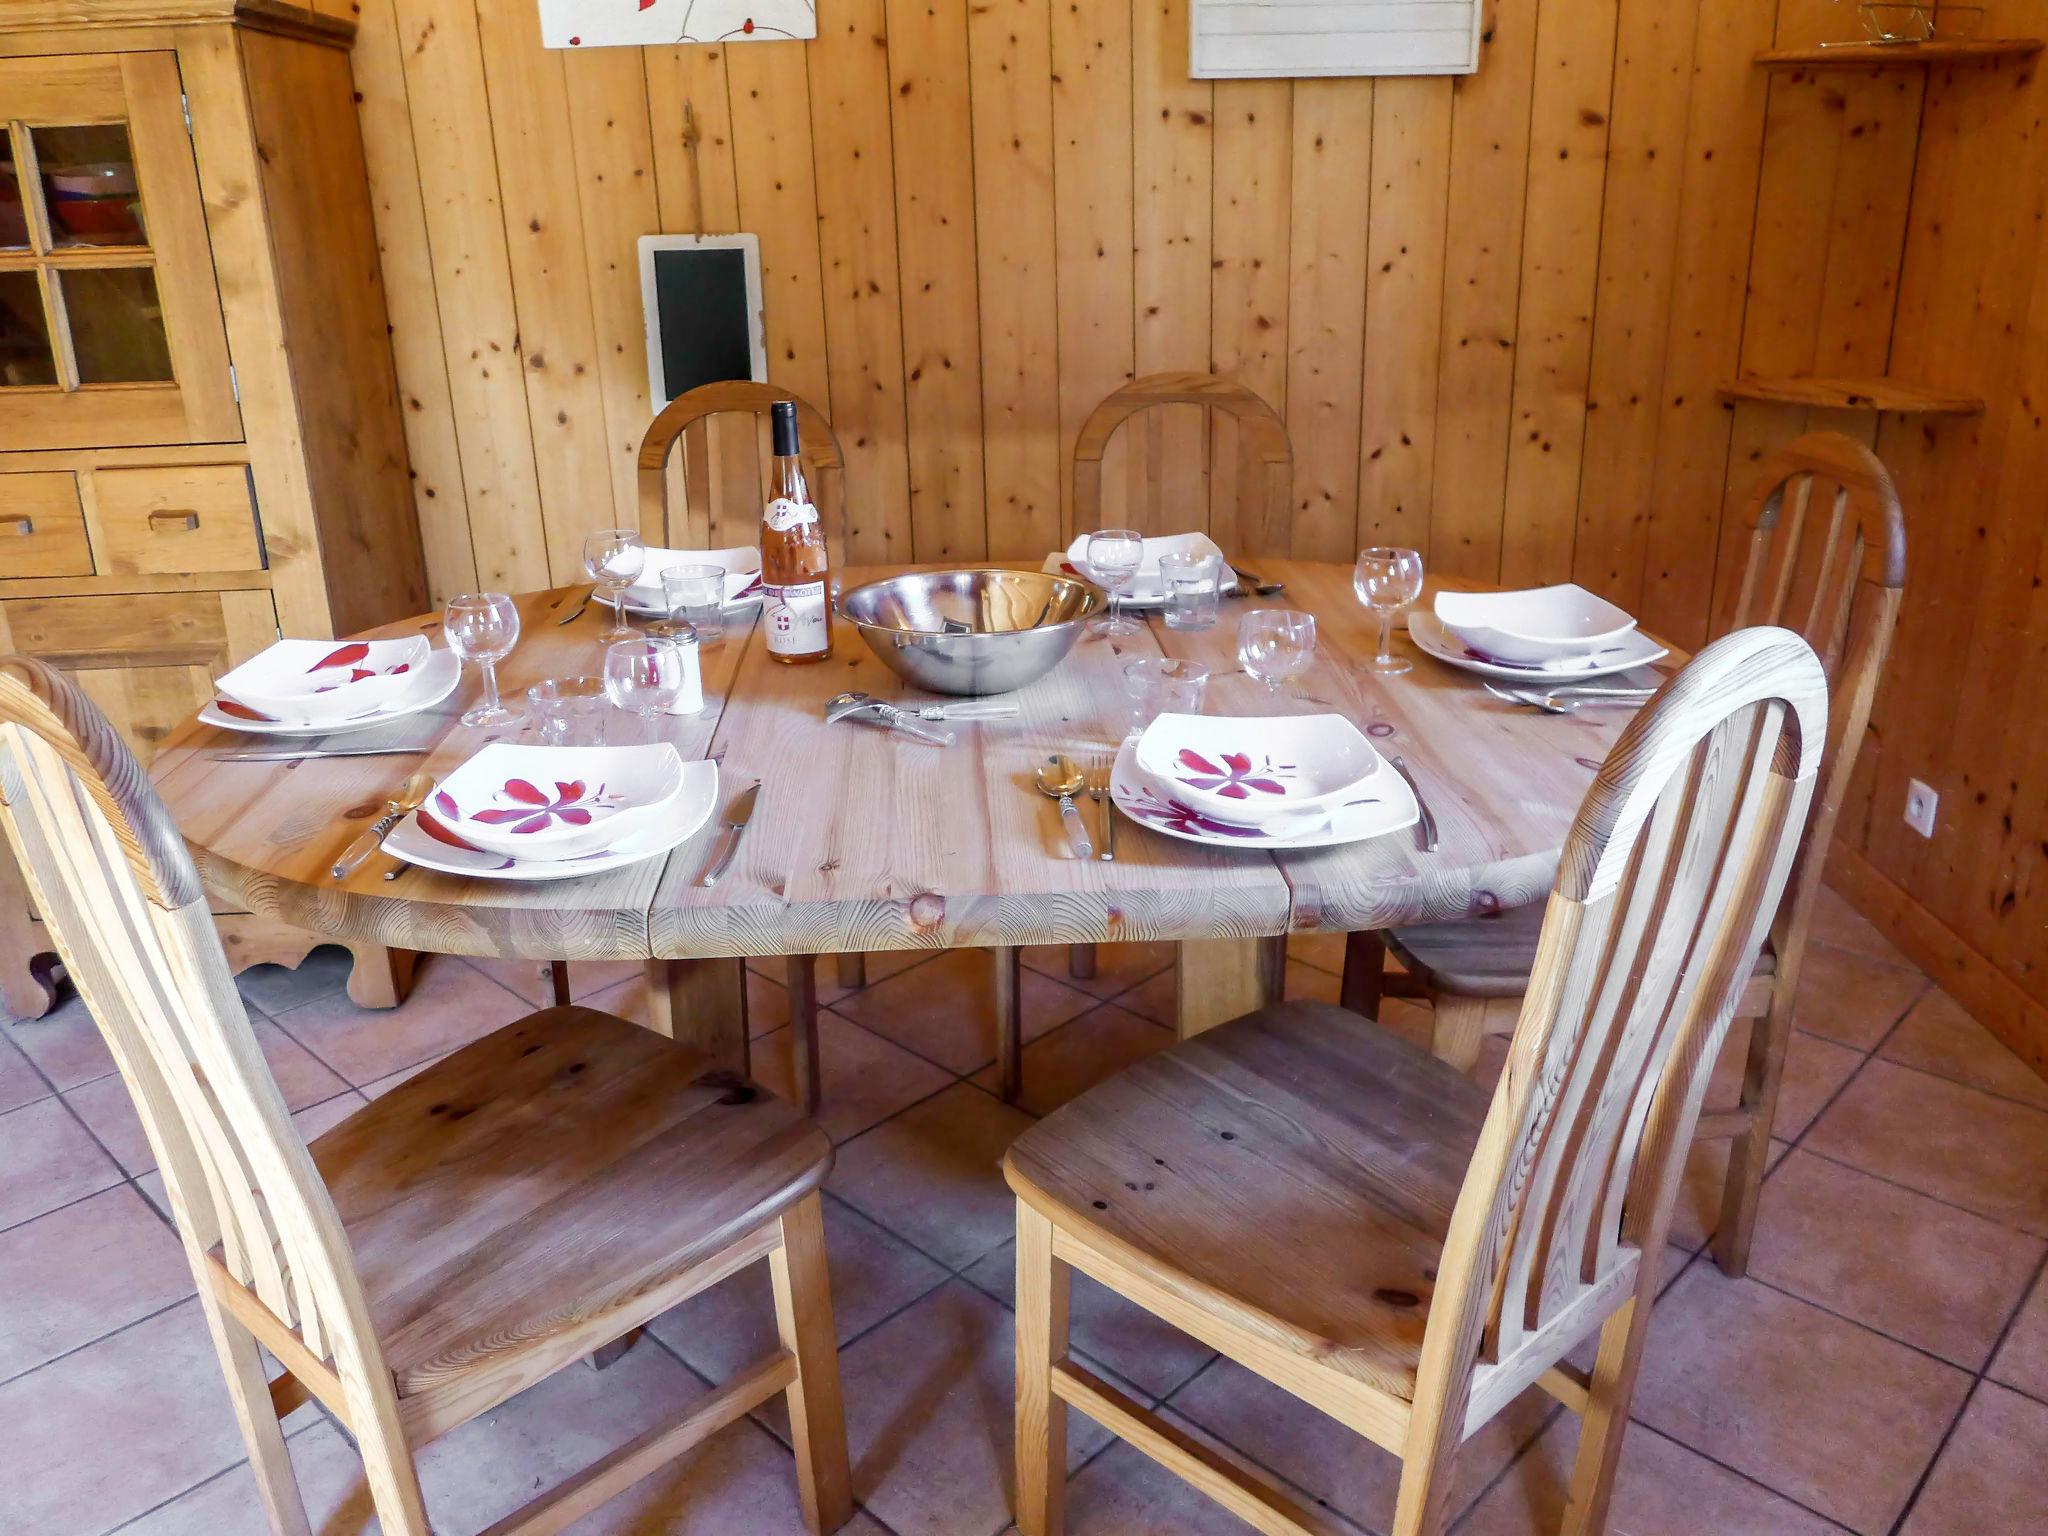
left=837, top=1279, right=1113, bottom=1536
left=1457, top=1416, right=1845, bottom=1536
left=1281, top=957, right=1340, bottom=1005
left=0, top=1298, right=248, bottom=1536
left=1021, top=940, right=1175, bottom=1001
left=750, top=1010, right=952, bottom=1142
left=830, top=1082, right=1037, bottom=1269
left=1899, top=1383, right=2048, bottom=1536
left=647, top=1193, right=948, bottom=1395
left=1703, top=1017, right=1864, bottom=1137
left=1060, top=1414, right=1371, bottom=1535
left=1880, top=989, right=2048, bottom=1112
left=1630, top=1264, right=1970, bottom=1533
left=0, top=1186, right=190, bottom=1381
left=358, top=1050, right=453, bottom=1099
left=1116, top=963, right=1178, bottom=1026
left=1792, top=943, right=1927, bottom=1051
left=462, top=954, right=643, bottom=1008
left=0, top=1031, right=50, bottom=1114
left=967, top=1001, right=1175, bottom=1115
left=963, top=1239, right=1216, bottom=1401
left=1284, top=929, right=1348, bottom=975
left=0, top=1095, right=121, bottom=1230
left=268, top=951, right=530, bottom=1087
left=1987, top=1268, right=2048, bottom=1401
left=3, top=989, right=116, bottom=1089
left=834, top=947, right=1096, bottom=1075
left=1748, top=1149, right=2044, bottom=1367
left=804, top=947, right=935, bottom=1006
left=1806, top=1058, right=2048, bottom=1236
left=1810, top=886, right=1914, bottom=969
left=1168, top=1355, right=1553, bottom=1532
left=233, top=944, right=356, bottom=1016
left=1666, top=1134, right=1789, bottom=1252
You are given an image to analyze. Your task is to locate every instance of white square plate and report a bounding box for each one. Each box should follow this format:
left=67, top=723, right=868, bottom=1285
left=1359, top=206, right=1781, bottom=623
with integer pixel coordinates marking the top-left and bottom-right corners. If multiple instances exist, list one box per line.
left=216, top=637, right=431, bottom=726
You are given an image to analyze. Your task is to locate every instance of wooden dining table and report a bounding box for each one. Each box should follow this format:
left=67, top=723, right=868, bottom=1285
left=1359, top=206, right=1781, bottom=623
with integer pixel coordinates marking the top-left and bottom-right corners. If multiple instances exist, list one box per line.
left=150, top=559, right=1673, bottom=1068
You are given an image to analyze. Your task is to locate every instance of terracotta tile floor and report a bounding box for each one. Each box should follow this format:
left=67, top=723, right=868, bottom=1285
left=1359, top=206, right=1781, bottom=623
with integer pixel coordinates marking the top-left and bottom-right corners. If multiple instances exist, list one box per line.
left=3, top=889, right=2045, bottom=1536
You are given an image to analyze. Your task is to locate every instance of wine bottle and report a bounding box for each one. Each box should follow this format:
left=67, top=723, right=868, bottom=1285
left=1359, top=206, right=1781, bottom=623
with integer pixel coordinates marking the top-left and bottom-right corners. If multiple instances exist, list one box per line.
left=760, top=400, right=832, bottom=664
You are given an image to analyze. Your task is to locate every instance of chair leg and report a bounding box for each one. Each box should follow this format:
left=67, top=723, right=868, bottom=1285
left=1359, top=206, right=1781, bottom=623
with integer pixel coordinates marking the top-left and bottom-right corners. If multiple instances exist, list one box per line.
left=1559, top=1294, right=1654, bottom=1536
left=770, top=1193, right=852, bottom=1534
left=1066, top=943, right=1097, bottom=980
left=787, top=955, right=823, bottom=1115
left=1015, top=1200, right=1071, bottom=1536
left=994, top=946, right=1024, bottom=1104
left=1339, top=930, right=1387, bottom=1019
left=834, top=953, right=866, bottom=990
left=548, top=958, right=572, bottom=1007
left=196, top=1296, right=313, bottom=1536
left=1429, top=993, right=1492, bottom=1072
left=1713, top=997, right=1792, bottom=1276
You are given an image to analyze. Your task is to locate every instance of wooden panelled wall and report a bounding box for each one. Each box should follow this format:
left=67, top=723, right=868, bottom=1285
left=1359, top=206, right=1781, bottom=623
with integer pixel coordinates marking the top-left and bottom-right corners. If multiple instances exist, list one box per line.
left=346, top=0, right=2048, bottom=1065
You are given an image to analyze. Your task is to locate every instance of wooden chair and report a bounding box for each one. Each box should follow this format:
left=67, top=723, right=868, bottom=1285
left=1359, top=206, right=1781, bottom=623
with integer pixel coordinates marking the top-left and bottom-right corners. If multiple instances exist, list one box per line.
left=638, top=379, right=853, bottom=1113
left=992, top=374, right=1294, bottom=1101
left=1342, top=432, right=1906, bottom=1276
left=1006, top=626, right=1829, bottom=1536
left=0, top=655, right=852, bottom=1536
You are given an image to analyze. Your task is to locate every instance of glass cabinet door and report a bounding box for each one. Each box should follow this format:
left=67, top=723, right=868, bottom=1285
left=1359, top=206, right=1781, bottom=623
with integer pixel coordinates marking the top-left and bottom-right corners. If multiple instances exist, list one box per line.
left=0, top=53, right=237, bottom=451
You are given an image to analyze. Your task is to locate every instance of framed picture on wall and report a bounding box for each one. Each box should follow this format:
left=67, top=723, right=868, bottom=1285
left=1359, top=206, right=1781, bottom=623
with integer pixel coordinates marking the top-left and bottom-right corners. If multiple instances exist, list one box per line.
left=538, top=1, right=817, bottom=49
left=1190, top=0, right=1484, bottom=78
left=638, top=235, right=767, bottom=408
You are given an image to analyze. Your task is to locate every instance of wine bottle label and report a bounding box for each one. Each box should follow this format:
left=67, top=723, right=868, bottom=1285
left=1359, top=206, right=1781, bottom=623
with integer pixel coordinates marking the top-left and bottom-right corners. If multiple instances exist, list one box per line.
left=764, top=497, right=819, bottom=533
left=764, top=579, right=829, bottom=655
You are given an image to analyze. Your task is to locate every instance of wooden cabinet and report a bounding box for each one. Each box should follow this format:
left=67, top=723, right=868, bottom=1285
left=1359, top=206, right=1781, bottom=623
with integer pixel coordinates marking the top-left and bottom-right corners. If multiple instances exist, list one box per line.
left=0, top=1, right=428, bottom=1016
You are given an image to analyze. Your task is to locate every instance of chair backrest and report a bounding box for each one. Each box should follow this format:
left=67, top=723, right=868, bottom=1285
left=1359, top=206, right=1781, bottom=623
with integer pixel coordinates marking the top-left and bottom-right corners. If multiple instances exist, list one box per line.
left=1408, top=628, right=1827, bottom=1448
left=637, top=380, right=848, bottom=566
left=0, top=657, right=399, bottom=1426
left=1724, top=432, right=1906, bottom=980
left=1071, top=373, right=1293, bottom=556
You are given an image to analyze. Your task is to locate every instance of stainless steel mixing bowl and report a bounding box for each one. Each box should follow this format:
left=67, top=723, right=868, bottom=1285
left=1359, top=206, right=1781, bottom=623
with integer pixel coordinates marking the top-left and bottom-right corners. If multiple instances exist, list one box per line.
left=836, top=569, right=1107, bottom=695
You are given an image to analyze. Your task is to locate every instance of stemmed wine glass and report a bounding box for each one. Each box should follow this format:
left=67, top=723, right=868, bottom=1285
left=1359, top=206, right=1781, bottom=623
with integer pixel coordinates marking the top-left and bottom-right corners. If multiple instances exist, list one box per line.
left=1354, top=547, right=1426, bottom=676
left=1085, top=527, right=1145, bottom=638
left=1237, top=609, right=1317, bottom=706
left=444, top=593, right=522, bottom=728
left=583, top=529, right=647, bottom=646
left=603, top=637, right=689, bottom=742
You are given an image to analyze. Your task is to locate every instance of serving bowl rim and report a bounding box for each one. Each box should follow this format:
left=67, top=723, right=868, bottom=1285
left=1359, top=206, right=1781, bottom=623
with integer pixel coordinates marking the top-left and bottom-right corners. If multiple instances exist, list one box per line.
left=834, top=567, right=1108, bottom=637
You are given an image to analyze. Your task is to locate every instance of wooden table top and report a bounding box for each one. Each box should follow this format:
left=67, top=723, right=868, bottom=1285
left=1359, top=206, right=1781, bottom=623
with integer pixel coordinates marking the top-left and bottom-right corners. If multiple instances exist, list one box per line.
left=151, top=561, right=1675, bottom=964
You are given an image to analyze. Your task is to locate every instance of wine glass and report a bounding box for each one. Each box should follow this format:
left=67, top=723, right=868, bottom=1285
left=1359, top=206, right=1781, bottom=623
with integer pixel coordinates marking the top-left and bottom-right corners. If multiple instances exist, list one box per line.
left=603, top=637, right=688, bottom=741
left=1237, top=609, right=1317, bottom=704
left=444, top=592, right=522, bottom=727
left=1354, top=546, right=1426, bottom=676
left=583, top=529, right=647, bottom=645
left=1085, top=527, right=1145, bottom=638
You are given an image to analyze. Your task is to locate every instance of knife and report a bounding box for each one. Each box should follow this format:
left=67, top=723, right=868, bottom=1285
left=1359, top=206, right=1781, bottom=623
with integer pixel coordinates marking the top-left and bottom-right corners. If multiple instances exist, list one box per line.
left=212, top=745, right=434, bottom=762
left=555, top=584, right=596, bottom=626
left=1388, top=755, right=1440, bottom=854
left=332, top=771, right=433, bottom=880
left=694, top=781, right=761, bottom=888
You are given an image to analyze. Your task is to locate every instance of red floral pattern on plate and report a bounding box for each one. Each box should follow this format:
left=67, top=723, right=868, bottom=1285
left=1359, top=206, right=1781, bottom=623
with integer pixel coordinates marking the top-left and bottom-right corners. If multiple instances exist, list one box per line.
left=1171, top=747, right=1299, bottom=801
left=435, top=778, right=624, bottom=837
left=303, top=642, right=415, bottom=695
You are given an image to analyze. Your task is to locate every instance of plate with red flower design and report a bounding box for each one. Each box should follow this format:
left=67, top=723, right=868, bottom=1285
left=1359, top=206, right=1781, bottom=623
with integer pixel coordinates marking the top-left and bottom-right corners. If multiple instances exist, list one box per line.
left=431, top=742, right=687, bottom=861
left=199, top=648, right=462, bottom=736
left=214, top=637, right=433, bottom=727
left=1132, top=712, right=1379, bottom=827
left=381, top=759, right=719, bottom=882
left=1109, top=741, right=1416, bottom=851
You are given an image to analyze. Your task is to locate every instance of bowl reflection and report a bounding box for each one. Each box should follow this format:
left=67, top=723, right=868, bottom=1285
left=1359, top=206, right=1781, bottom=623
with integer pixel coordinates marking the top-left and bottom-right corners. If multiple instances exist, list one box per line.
left=835, top=569, right=1107, bottom=695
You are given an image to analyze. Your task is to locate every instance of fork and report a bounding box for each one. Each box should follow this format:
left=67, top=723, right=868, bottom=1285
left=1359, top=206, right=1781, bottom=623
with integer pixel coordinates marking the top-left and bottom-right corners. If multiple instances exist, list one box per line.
left=1087, top=755, right=1116, bottom=862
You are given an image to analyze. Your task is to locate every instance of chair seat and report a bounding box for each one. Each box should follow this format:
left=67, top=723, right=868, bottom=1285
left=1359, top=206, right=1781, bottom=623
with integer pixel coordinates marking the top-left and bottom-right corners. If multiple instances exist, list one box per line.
left=309, top=1006, right=830, bottom=1410
left=1386, top=907, right=1779, bottom=1000
left=1003, top=1001, right=1490, bottom=1401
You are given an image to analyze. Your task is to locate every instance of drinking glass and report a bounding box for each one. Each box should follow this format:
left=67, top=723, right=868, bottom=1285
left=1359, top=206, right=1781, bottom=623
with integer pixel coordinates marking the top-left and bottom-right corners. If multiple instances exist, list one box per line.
left=1354, top=546, right=1426, bottom=677
left=526, top=675, right=609, bottom=746
left=1237, top=609, right=1316, bottom=702
left=583, top=529, right=646, bottom=645
left=1085, top=527, right=1145, bottom=638
left=443, top=592, right=521, bottom=728
left=1158, top=550, right=1222, bottom=632
left=1122, top=657, right=1211, bottom=741
left=603, top=637, right=693, bottom=739
left=658, top=563, right=726, bottom=649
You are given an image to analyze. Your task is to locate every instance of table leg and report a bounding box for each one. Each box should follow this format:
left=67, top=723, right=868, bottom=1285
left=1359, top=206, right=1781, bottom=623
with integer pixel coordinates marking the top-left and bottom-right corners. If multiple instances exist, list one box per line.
left=643, top=957, right=751, bottom=1074
left=344, top=945, right=417, bottom=1010
left=1176, top=936, right=1284, bottom=1039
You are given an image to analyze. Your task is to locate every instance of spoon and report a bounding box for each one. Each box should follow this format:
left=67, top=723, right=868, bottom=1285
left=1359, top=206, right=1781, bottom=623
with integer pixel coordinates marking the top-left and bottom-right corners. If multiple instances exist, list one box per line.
left=331, top=770, right=434, bottom=880
left=1034, top=755, right=1094, bottom=859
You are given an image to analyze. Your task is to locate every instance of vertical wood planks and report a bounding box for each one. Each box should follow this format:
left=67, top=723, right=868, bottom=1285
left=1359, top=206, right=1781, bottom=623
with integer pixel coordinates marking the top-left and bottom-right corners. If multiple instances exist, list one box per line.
left=808, top=0, right=913, bottom=564
left=1283, top=80, right=1373, bottom=563
left=1357, top=77, right=1452, bottom=554
left=887, top=0, right=989, bottom=560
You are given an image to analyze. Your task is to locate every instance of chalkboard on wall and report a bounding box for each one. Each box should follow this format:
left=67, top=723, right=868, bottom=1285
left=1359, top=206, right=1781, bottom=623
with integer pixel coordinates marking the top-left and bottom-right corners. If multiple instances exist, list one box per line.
left=637, top=234, right=768, bottom=408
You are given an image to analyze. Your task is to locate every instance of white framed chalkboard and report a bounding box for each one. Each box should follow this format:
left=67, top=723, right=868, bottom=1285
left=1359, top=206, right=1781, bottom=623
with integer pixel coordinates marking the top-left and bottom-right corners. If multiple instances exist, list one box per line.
left=1190, top=0, right=1483, bottom=78
left=637, top=234, right=768, bottom=408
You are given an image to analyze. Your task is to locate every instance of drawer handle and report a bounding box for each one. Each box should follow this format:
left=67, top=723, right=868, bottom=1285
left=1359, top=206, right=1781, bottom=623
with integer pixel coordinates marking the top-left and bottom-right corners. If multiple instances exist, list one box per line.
left=148, top=509, right=201, bottom=533
left=5, top=517, right=31, bottom=537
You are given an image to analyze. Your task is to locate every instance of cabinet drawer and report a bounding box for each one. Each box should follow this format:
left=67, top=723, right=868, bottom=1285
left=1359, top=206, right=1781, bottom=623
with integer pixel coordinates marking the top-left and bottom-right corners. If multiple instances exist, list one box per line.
left=0, top=472, right=93, bottom=579
left=92, top=465, right=263, bottom=576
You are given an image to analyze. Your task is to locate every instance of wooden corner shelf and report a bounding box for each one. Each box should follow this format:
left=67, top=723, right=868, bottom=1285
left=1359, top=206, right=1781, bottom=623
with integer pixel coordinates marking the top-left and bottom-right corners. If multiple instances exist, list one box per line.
left=1755, top=38, right=2044, bottom=69
left=1718, top=376, right=1986, bottom=414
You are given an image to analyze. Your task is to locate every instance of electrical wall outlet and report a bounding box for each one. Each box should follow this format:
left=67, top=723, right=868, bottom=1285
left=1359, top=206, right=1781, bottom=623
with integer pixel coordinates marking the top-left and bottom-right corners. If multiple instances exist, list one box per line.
left=1905, top=779, right=1938, bottom=839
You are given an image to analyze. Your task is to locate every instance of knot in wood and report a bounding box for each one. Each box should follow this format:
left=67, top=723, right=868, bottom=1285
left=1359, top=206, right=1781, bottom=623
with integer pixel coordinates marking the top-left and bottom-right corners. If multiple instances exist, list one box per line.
left=906, top=892, right=945, bottom=931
